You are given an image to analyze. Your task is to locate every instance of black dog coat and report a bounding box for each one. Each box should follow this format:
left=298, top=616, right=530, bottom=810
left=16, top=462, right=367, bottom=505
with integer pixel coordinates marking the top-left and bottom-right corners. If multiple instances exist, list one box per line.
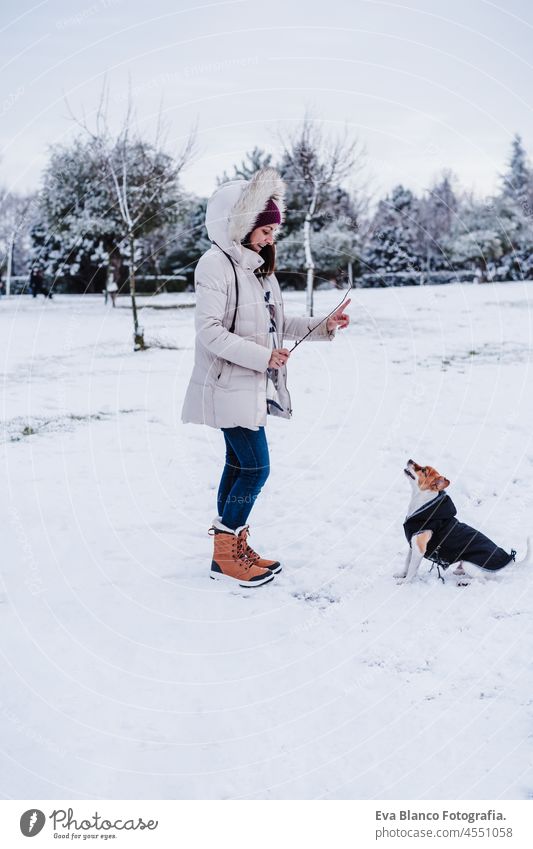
left=403, top=492, right=515, bottom=571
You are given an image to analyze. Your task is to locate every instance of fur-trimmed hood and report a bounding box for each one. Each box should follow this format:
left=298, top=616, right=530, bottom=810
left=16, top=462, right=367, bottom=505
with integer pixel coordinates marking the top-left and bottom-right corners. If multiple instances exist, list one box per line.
left=204, top=167, right=286, bottom=261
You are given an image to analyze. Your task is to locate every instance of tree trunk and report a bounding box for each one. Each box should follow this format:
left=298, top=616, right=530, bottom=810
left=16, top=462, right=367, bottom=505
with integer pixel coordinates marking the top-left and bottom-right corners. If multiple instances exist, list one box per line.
left=128, top=234, right=145, bottom=350
left=425, top=241, right=431, bottom=285
left=304, top=185, right=319, bottom=316
left=5, top=233, right=14, bottom=297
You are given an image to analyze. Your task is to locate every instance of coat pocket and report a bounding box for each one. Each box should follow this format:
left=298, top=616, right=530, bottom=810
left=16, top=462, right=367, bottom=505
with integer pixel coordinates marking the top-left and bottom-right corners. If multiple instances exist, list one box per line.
left=216, top=359, right=233, bottom=388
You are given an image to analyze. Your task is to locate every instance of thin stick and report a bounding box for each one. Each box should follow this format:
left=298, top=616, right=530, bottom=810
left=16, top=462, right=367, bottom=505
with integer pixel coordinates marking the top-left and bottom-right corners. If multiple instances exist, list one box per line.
left=288, top=287, right=353, bottom=353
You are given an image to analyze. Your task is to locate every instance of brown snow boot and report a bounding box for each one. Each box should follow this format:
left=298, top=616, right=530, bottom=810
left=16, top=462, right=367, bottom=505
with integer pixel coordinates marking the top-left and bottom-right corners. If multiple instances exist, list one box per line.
left=237, top=525, right=282, bottom=574
left=209, top=521, right=275, bottom=587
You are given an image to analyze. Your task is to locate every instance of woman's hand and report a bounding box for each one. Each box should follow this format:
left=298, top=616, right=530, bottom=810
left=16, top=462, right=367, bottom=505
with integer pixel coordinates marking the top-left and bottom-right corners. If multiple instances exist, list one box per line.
left=326, top=298, right=351, bottom=332
left=268, top=348, right=290, bottom=369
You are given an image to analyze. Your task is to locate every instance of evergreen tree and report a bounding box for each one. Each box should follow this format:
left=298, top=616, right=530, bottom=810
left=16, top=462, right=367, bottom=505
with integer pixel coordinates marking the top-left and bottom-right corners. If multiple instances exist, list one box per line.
left=277, top=222, right=359, bottom=284
left=448, top=193, right=517, bottom=281
left=218, top=147, right=273, bottom=184
left=496, top=134, right=533, bottom=280
left=419, top=170, right=459, bottom=272
left=500, top=133, right=532, bottom=212
left=161, top=194, right=210, bottom=283
left=361, top=185, right=424, bottom=282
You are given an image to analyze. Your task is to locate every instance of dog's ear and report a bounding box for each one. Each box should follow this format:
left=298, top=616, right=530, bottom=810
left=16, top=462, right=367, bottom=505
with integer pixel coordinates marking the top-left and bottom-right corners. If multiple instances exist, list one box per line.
left=433, top=476, right=450, bottom=490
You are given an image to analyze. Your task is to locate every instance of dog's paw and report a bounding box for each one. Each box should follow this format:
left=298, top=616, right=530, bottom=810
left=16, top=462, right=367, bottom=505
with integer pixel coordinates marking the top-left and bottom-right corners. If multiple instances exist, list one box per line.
left=393, top=570, right=408, bottom=580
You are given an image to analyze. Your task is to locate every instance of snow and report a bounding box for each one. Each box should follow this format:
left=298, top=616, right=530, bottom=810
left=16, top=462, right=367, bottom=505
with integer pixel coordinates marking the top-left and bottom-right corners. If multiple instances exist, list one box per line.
left=1, top=283, right=532, bottom=800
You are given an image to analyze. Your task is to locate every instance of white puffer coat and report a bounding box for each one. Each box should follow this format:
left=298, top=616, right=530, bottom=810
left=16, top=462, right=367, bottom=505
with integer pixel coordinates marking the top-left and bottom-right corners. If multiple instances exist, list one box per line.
left=181, top=168, right=335, bottom=431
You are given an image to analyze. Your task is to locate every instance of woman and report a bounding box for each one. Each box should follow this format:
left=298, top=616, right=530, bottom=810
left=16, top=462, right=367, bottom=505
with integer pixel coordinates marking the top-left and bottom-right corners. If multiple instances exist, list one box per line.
left=182, top=168, right=350, bottom=587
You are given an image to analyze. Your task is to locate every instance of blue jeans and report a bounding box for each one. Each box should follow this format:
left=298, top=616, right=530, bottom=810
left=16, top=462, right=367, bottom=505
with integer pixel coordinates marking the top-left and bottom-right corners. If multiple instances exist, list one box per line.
left=217, top=426, right=270, bottom=530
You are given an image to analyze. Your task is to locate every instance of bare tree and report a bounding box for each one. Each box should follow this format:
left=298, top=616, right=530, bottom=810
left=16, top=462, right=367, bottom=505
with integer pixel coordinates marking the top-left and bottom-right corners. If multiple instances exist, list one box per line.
left=279, top=113, right=365, bottom=314
left=0, top=189, right=35, bottom=295
left=66, top=85, right=196, bottom=349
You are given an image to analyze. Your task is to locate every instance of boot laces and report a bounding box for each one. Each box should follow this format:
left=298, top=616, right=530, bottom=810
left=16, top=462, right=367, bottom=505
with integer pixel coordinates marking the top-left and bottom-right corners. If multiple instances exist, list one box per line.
left=244, top=539, right=260, bottom=563
left=236, top=531, right=254, bottom=568
left=239, top=527, right=262, bottom=564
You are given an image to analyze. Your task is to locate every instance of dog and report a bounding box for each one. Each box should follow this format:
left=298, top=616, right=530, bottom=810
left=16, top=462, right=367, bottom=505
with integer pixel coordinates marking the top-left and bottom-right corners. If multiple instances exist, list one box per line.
left=395, top=459, right=529, bottom=582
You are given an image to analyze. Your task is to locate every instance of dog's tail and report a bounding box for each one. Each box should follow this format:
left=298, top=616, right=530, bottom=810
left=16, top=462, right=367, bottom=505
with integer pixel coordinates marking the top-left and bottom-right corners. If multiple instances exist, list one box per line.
left=516, top=537, right=531, bottom=566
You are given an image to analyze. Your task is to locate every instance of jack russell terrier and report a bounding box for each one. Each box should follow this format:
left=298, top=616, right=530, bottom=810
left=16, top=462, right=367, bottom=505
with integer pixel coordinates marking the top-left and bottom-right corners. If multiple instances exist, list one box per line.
left=396, top=459, right=528, bottom=582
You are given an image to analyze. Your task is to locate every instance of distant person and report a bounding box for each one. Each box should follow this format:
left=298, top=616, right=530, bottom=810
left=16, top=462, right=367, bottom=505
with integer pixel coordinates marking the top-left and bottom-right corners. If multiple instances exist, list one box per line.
left=30, top=267, right=44, bottom=298
left=105, top=270, right=119, bottom=307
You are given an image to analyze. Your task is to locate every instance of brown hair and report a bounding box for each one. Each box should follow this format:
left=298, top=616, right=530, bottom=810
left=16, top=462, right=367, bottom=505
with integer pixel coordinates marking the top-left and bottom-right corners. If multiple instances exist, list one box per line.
left=242, top=234, right=276, bottom=277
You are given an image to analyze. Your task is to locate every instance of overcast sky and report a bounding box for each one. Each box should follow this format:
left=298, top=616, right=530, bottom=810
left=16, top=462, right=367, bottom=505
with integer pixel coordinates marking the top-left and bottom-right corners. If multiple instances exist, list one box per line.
left=2, top=0, right=532, bottom=202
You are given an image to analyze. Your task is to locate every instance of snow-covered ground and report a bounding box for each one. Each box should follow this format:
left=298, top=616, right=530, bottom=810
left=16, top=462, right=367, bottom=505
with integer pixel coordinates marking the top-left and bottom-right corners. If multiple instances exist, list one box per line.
left=1, top=282, right=532, bottom=800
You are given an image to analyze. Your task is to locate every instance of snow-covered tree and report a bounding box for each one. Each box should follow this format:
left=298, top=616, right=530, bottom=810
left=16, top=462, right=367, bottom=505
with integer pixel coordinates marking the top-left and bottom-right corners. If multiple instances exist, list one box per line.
left=495, top=134, right=533, bottom=280
left=0, top=189, right=36, bottom=294
left=361, top=185, right=424, bottom=282
left=161, top=194, right=210, bottom=284
left=500, top=133, right=533, bottom=214
left=419, top=170, right=460, bottom=274
left=102, top=132, right=190, bottom=348
left=276, top=221, right=359, bottom=285
left=448, top=193, right=518, bottom=281
left=278, top=159, right=363, bottom=238
left=37, top=137, right=120, bottom=285
left=279, top=113, right=364, bottom=314
left=39, top=92, right=195, bottom=347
